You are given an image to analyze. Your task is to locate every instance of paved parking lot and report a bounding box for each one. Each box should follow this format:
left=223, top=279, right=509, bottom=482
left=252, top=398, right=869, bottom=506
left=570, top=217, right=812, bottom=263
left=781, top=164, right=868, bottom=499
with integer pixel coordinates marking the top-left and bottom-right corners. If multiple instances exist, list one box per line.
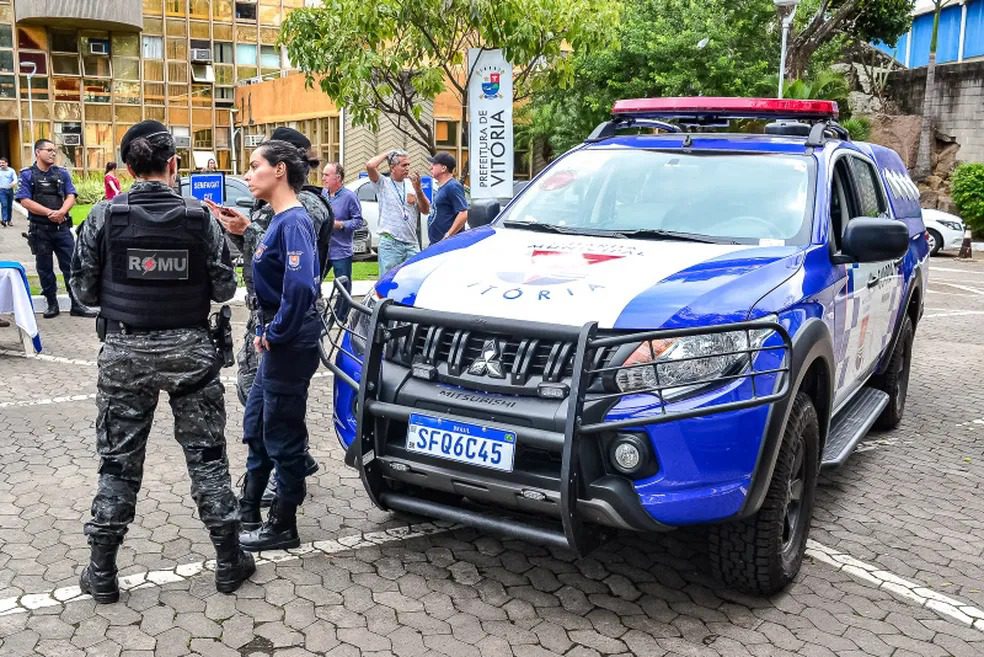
left=1, top=238, right=984, bottom=655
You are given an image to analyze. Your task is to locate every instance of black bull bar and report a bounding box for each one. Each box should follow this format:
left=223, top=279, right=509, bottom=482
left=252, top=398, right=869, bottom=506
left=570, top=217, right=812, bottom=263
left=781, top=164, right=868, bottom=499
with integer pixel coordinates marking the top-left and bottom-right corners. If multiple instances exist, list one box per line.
left=320, top=279, right=793, bottom=554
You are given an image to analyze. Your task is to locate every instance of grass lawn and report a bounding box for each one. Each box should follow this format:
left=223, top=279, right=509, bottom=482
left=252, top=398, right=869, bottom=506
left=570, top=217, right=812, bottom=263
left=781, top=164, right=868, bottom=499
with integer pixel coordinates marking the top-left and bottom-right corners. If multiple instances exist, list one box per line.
left=234, top=260, right=378, bottom=284
left=70, top=203, right=94, bottom=224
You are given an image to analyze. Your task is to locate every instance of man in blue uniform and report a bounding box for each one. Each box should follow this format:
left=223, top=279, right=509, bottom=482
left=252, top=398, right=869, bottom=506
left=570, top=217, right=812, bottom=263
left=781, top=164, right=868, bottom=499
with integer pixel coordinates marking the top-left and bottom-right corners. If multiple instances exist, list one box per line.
left=17, top=139, right=95, bottom=318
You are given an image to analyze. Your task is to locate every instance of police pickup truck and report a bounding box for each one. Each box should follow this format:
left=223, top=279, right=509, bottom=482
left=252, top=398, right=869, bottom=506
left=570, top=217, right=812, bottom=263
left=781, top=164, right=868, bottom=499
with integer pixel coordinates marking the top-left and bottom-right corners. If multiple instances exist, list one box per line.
left=323, top=97, right=927, bottom=594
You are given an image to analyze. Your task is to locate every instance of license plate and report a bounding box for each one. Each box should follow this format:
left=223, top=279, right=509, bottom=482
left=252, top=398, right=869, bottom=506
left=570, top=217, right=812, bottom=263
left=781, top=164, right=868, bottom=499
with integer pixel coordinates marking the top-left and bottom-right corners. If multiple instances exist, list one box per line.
left=354, top=240, right=369, bottom=254
left=406, top=414, right=516, bottom=472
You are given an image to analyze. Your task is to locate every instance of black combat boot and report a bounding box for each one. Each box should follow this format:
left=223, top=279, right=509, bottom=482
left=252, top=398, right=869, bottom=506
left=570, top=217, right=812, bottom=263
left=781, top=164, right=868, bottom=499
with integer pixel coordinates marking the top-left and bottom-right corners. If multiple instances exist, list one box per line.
left=210, top=529, right=256, bottom=594
left=42, top=296, right=59, bottom=319
left=239, top=473, right=267, bottom=532
left=70, top=305, right=97, bottom=318
left=79, top=541, right=120, bottom=604
left=240, top=498, right=300, bottom=552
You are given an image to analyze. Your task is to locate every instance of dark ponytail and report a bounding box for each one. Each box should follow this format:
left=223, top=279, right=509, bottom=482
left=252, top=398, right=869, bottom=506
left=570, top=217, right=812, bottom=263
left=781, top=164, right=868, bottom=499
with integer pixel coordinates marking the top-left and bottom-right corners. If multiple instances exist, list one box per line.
left=256, top=139, right=308, bottom=192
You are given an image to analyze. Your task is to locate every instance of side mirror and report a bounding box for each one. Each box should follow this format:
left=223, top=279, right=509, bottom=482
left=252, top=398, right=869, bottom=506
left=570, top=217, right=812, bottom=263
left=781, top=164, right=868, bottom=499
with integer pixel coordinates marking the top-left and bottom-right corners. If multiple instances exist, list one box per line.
left=841, top=217, right=909, bottom=262
left=467, top=199, right=500, bottom=229
left=236, top=197, right=254, bottom=208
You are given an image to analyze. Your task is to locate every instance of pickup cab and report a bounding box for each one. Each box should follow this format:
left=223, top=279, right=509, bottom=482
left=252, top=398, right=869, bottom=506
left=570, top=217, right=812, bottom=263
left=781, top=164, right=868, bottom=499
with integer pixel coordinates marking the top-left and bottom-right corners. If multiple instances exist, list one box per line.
left=324, top=97, right=928, bottom=594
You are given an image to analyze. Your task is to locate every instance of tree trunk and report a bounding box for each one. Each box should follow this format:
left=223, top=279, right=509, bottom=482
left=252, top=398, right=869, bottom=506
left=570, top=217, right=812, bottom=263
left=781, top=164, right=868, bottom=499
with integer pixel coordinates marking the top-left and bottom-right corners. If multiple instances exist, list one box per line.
left=914, top=50, right=937, bottom=181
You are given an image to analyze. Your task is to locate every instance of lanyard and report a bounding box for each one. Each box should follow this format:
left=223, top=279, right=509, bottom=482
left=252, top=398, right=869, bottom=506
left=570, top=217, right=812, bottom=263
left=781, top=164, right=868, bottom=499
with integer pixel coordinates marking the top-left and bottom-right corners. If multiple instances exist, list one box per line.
left=389, top=177, right=410, bottom=222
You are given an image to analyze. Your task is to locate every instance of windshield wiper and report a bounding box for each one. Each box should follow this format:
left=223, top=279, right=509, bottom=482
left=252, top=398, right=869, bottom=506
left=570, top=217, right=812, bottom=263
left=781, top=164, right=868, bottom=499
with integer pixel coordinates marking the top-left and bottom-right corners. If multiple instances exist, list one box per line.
left=501, top=220, right=584, bottom=235
left=610, top=229, right=736, bottom=244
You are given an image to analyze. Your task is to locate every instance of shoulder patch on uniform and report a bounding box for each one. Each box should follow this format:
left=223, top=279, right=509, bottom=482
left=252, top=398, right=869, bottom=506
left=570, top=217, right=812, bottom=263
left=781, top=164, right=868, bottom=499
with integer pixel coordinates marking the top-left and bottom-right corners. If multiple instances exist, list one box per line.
left=287, top=251, right=303, bottom=270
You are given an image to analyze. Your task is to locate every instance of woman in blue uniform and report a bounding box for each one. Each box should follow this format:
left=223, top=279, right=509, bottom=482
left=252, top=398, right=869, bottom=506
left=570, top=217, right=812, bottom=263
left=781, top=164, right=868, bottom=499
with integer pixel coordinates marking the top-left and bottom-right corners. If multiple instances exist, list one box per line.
left=238, top=139, right=321, bottom=551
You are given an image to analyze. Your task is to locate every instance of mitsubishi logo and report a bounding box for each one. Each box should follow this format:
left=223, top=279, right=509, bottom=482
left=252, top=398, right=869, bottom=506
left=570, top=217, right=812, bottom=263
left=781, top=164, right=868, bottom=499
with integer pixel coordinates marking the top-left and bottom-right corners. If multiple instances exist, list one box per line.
left=468, top=339, right=506, bottom=378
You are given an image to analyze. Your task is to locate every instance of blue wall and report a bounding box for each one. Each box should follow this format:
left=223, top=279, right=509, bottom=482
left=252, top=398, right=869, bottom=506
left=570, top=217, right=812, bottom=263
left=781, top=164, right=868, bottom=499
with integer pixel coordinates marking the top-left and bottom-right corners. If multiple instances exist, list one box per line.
left=880, top=0, right=984, bottom=67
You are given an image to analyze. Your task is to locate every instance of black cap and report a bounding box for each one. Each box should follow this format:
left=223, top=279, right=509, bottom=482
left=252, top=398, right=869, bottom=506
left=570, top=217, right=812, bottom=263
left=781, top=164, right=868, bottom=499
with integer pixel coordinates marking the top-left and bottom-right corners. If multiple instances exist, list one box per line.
left=428, top=152, right=456, bottom=172
left=120, top=120, right=172, bottom=163
left=270, top=127, right=311, bottom=150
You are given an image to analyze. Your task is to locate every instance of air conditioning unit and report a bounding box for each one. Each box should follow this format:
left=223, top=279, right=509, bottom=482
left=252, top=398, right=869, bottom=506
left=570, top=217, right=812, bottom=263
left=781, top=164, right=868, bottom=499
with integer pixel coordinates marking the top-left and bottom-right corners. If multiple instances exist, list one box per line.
left=245, top=134, right=265, bottom=147
left=89, top=41, right=110, bottom=56
left=173, top=136, right=191, bottom=148
left=190, top=48, right=212, bottom=63
left=60, top=134, right=81, bottom=146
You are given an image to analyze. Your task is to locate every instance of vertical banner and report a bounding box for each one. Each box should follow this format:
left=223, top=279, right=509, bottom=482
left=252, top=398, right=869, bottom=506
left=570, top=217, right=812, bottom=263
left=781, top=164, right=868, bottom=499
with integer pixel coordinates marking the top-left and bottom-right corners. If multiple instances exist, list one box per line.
left=467, top=48, right=513, bottom=200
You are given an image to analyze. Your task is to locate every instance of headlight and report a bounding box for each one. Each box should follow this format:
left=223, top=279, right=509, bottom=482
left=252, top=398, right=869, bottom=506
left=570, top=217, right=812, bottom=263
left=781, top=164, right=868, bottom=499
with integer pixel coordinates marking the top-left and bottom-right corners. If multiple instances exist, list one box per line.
left=938, top=220, right=963, bottom=232
left=348, top=293, right=378, bottom=356
left=614, top=324, right=775, bottom=397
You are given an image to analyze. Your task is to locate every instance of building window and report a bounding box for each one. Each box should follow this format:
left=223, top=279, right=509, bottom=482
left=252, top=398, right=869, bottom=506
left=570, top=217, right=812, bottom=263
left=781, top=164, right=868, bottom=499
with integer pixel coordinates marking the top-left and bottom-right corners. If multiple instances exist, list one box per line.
left=215, top=86, right=234, bottom=105
left=82, top=56, right=111, bottom=78
left=213, top=0, right=233, bottom=21
left=20, top=74, right=49, bottom=100
left=51, top=55, right=80, bottom=76
left=113, top=58, right=140, bottom=81
left=0, top=24, right=11, bottom=49
left=53, top=77, right=81, bottom=102
left=189, top=0, right=210, bottom=19
left=144, top=82, right=165, bottom=105
left=236, top=43, right=257, bottom=65
left=142, top=36, right=164, bottom=60
left=214, top=42, right=233, bottom=63
left=259, top=45, right=279, bottom=70
left=165, top=0, right=186, bottom=17
left=18, top=27, right=46, bottom=50
left=50, top=30, right=78, bottom=53
left=191, top=84, right=212, bottom=106
left=0, top=50, right=12, bottom=73
left=19, top=51, right=47, bottom=75
left=235, top=2, right=258, bottom=21
left=436, top=120, right=459, bottom=148
left=0, top=75, right=14, bottom=99
left=112, top=34, right=140, bottom=57
left=114, top=80, right=142, bottom=104
left=82, top=79, right=111, bottom=103
left=214, top=64, right=234, bottom=85
left=191, top=64, right=215, bottom=83
left=168, top=61, right=190, bottom=83
left=167, top=38, right=188, bottom=60
left=144, top=0, right=163, bottom=16
left=194, top=128, right=213, bottom=148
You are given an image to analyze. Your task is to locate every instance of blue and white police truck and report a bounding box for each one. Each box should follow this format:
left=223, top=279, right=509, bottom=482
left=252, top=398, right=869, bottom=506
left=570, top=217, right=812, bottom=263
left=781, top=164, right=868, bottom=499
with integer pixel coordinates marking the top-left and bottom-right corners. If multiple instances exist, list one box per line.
left=323, top=97, right=928, bottom=594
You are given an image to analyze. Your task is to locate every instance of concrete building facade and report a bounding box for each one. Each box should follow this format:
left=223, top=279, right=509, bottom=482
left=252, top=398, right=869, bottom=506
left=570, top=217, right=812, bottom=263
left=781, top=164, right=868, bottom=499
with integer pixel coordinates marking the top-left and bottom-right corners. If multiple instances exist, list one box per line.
left=0, top=0, right=308, bottom=174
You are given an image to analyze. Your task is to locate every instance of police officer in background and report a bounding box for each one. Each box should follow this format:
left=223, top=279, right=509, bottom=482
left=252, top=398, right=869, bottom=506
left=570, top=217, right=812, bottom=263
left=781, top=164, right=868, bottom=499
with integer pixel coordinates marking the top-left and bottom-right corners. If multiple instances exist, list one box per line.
left=17, top=139, right=96, bottom=318
left=70, top=121, right=254, bottom=602
left=208, top=127, right=330, bottom=509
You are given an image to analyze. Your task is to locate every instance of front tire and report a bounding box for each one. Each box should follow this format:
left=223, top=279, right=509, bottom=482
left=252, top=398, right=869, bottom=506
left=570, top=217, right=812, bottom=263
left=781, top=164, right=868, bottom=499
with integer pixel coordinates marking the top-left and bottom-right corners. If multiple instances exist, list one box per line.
left=927, top=229, right=943, bottom=256
left=709, top=393, right=820, bottom=595
left=872, top=314, right=914, bottom=430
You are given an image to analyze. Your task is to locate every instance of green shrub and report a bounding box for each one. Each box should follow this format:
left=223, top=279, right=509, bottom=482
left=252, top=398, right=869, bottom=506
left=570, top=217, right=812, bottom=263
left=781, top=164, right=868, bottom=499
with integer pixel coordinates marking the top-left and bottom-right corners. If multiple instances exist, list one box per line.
left=841, top=116, right=871, bottom=142
left=69, top=173, right=134, bottom=204
left=951, top=163, right=984, bottom=234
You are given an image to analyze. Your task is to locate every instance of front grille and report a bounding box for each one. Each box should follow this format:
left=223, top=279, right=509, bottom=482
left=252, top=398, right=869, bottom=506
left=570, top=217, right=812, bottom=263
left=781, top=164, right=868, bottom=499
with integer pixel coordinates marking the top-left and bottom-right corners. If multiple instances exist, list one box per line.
left=386, top=323, right=579, bottom=386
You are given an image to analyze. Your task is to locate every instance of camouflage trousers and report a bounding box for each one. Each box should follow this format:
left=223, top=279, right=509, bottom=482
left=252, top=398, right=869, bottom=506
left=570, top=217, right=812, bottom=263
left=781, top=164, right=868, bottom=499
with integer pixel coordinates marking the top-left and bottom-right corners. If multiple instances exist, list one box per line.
left=235, top=312, right=260, bottom=407
left=84, top=329, right=239, bottom=545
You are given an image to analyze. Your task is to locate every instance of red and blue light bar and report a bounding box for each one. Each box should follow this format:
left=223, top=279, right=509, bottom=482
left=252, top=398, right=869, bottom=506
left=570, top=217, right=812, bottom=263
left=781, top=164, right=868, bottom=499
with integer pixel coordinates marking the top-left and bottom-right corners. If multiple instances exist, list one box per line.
left=612, top=97, right=839, bottom=121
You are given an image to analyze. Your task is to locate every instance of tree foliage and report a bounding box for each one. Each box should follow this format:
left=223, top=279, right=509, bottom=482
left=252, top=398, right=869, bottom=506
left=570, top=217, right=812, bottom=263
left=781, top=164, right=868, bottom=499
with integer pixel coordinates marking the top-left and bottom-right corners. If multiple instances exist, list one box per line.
left=531, top=0, right=914, bottom=155
left=280, top=0, right=619, bottom=153
left=786, top=0, right=914, bottom=78
left=951, top=163, right=984, bottom=234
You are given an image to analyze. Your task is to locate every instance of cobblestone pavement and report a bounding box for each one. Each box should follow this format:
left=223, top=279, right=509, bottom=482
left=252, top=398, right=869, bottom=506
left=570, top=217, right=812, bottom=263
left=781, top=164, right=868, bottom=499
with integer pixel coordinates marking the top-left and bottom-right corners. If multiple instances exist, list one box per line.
left=1, top=238, right=983, bottom=655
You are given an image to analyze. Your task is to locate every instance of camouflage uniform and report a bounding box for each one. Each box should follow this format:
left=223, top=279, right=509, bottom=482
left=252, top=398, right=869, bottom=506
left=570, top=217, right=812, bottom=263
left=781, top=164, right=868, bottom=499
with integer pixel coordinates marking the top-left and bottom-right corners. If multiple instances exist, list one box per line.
left=70, top=181, right=239, bottom=544
left=228, top=189, right=332, bottom=406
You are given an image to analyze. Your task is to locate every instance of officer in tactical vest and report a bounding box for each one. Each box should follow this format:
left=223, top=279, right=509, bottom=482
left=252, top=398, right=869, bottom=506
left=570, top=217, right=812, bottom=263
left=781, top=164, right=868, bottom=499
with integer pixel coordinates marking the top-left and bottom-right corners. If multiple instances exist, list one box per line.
left=70, top=121, right=254, bottom=602
left=16, top=139, right=96, bottom=318
left=209, top=127, right=331, bottom=509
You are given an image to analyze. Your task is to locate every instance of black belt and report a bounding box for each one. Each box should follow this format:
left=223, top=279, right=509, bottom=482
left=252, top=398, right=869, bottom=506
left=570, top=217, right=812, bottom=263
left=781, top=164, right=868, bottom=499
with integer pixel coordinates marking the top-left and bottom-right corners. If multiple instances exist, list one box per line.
left=29, top=219, right=72, bottom=230
left=103, top=318, right=208, bottom=335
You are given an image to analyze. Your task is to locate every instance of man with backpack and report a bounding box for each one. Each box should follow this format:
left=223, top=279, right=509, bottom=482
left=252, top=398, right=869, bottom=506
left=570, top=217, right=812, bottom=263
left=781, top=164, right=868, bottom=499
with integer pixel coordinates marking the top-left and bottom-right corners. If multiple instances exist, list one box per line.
left=209, top=127, right=332, bottom=505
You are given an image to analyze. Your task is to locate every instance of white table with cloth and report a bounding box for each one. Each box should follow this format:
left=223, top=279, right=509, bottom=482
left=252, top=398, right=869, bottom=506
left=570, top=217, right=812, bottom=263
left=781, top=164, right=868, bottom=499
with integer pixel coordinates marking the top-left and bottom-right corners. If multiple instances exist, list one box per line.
left=0, top=260, right=42, bottom=356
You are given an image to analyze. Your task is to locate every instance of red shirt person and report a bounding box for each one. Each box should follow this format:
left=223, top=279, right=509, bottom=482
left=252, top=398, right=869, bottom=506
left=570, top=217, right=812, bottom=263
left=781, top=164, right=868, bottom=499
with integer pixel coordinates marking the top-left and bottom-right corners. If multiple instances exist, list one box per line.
left=103, top=162, right=121, bottom=200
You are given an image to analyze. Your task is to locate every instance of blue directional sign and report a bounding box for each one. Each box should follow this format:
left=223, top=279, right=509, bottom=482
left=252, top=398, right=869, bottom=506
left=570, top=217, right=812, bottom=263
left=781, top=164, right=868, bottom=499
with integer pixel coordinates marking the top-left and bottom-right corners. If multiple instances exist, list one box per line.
left=189, top=173, right=225, bottom=204
left=419, top=175, right=433, bottom=203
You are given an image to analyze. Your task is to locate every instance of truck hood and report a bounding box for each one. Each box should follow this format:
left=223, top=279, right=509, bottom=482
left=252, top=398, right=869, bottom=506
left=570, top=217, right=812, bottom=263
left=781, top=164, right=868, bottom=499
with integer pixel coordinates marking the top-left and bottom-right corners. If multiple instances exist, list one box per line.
left=376, top=227, right=804, bottom=329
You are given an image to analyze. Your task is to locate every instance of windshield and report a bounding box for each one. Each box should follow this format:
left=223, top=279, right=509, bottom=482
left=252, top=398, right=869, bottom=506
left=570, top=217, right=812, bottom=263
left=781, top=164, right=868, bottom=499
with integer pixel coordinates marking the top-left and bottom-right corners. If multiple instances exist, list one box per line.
left=497, top=148, right=813, bottom=244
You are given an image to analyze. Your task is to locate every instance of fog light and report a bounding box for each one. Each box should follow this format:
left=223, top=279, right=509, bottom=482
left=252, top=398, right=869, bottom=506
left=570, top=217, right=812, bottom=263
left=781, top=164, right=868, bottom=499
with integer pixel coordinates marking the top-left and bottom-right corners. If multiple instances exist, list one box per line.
left=610, top=434, right=648, bottom=475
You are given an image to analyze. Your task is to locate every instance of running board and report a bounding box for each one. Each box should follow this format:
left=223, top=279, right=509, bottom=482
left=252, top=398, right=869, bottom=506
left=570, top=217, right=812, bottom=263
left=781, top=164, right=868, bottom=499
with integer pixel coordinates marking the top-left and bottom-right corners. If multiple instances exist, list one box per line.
left=821, top=387, right=890, bottom=469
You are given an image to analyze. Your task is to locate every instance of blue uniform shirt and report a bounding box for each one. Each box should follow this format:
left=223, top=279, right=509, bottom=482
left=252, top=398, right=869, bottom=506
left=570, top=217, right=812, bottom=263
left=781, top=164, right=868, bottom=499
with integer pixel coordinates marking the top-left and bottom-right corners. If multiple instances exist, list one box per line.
left=427, top=178, right=468, bottom=244
left=14, top=165, right=78, bottom=201
left=252, top=206, right=320, bottom=344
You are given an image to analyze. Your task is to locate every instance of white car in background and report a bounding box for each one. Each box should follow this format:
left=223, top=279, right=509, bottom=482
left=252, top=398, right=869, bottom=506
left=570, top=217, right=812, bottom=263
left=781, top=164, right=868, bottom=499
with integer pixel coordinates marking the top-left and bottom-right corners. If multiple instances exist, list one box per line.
left=922, top=208, right=965, bottom=256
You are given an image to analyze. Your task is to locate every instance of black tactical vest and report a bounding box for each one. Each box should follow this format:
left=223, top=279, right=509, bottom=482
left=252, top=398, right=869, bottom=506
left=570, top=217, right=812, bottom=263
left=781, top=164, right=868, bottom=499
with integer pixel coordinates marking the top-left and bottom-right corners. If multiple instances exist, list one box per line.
left=27, top=165, right=66, bottom=223
left=99, top=190, right=211, bottom=330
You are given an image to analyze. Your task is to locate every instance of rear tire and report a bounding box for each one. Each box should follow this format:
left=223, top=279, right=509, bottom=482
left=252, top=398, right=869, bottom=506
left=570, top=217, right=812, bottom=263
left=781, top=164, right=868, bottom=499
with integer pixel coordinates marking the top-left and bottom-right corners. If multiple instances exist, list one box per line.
left=708, top=393, right=819, bottom=595
left=927, top=229, right=943, bottom=256
left=872, top=315, right=914, bottom=430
